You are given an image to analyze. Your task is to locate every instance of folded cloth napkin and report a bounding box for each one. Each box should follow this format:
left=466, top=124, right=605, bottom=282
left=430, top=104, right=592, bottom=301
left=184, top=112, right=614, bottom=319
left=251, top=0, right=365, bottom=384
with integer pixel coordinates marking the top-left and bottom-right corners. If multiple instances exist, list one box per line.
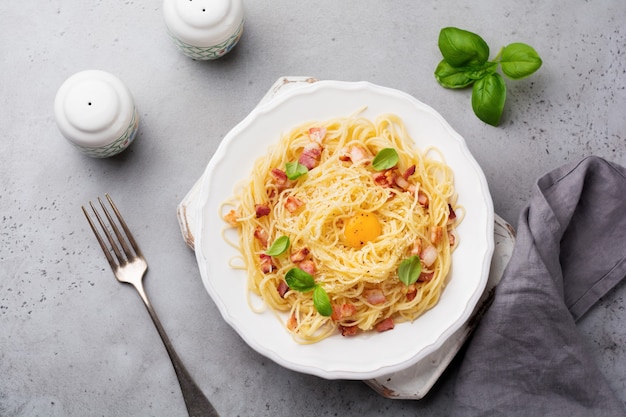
left=452, top=156, right=626, bottom=416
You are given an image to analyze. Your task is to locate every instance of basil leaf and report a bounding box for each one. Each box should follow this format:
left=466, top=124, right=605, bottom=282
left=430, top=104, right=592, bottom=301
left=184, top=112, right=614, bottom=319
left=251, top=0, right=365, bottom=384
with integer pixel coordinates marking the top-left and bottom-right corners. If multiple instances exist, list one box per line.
left=266, top=235, right=290, bottom=256
left=438, top=27, right=490, bottom=68
left=398, top=255, right=422, bottom=286
left=313, top=286, right=332, bottom=317
left=372, top=148, right=399, bottom=171
left=472, top=73, right=507, bottom=126
left=285, top=268, right=316, bottom=292
left=500, top=43, right=542, bottom=80
left=285, top=161, right=308, bottom=180
left=434, top=60, right=475, bottom=89
left=435, top=60, right=499, bottom=89
left=466, top=61, right=499, bottom=80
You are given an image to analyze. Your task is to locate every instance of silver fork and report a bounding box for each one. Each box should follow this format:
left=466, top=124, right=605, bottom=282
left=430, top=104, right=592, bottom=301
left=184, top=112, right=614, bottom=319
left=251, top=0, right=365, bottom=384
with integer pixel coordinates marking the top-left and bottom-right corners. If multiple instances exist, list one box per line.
left=82, top=194, right=219, bottom=417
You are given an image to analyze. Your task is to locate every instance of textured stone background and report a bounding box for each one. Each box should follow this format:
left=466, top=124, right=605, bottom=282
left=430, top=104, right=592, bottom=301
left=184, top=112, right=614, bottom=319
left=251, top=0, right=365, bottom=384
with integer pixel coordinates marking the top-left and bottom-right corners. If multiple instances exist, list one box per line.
left=1, top=1, right=624, bottom=416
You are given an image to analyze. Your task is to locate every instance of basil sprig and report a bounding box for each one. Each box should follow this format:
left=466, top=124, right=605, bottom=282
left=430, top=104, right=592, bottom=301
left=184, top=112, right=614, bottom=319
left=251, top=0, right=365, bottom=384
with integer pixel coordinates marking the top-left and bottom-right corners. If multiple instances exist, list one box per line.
left=398, top=255, right=422, bottom=286
left=372, top=148, right=399, bottom=171
left=266, top=235, right=290, bottom=256
left=434, top=27, right=542, bottom=126
left=285, top=268, right=332, bottom=316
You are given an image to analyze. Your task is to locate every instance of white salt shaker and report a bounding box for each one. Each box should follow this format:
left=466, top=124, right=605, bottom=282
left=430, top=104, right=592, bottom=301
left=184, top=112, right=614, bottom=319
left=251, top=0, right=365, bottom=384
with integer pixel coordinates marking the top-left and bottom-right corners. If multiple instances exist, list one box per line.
left=163, top=0, right=244, bottom=60
left=54, top=70, right=139, bottom=158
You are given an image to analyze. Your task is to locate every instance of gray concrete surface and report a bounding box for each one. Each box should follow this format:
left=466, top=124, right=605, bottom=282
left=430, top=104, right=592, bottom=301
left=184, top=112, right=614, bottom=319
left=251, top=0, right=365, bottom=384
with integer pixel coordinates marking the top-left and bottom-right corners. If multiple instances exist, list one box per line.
left=1, top=1, right=624, bottom=416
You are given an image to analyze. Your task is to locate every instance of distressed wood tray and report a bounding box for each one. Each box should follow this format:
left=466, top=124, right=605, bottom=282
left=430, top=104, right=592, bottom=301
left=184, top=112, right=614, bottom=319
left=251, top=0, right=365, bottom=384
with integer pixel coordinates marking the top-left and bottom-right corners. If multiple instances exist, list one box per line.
left=176, top=76, right=515, bottom=399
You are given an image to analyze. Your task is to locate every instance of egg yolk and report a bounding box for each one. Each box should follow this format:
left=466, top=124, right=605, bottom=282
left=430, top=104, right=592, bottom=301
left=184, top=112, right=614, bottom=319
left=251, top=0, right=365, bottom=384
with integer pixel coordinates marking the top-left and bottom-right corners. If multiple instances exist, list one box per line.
left=344, top=212, right=382, bottom=248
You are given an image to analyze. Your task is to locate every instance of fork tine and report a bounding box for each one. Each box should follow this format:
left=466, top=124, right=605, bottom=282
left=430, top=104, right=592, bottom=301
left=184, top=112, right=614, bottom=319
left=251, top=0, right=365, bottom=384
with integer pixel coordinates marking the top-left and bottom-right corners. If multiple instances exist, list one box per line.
left=81, top=204, right=118, bottom=270
left=105, top=193, right=144, bottom=259
left=98, top=196, right=135, bottom=262
left=89, top=200, right=126, bottom=265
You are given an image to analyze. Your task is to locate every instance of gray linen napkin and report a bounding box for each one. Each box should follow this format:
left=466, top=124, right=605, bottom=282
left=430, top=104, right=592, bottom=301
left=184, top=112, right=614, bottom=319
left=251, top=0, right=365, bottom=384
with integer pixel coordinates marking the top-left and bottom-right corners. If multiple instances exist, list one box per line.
left=453, top=156, right=626, bottom=416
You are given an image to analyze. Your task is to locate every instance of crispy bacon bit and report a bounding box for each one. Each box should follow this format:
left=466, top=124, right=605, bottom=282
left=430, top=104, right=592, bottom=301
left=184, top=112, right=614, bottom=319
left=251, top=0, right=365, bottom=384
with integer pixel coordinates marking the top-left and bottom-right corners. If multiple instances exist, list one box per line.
left=255, top=203, right=271, bottom=218
left=270, top=168, right=292, bottom=191
left=364, top=289, right=386, bottom=305
left=307, top=127, right=327, bottom=143
left=290, top=247, right=310, bottom=263
left=224, top=209, right=239, bottom=227
left=277, top=280, right=289, bottom=298
left=339, top=144, right=372, bottom=164
left=331, top=303, right=357, bottom=321
left=284, top=195, right=304, bottom=213
left=298, top=142, right=323, bottom=169
left=259, top=253, right=275, bottom=274
left=375, top=317, right=395, bottom=332
left=339, top=325, right=359, bottom=337
left=431, top=226, right=443, bottom=245
left=254, top=226, right=269, bottom=248
left=286, top=313, right=298, bottom=331
left=420, top=245, right=438, bottom=268
left=372, top=169, right=397, bottom=188
left=417, top=190, right=429, bottom=207
left=418, top=271, right=435, bottom=282
left=403, top=165, right=416, bottom=179
left=299, top=259, right=316, bottom=275
left=410, top=238, right=423, bottom=256
left=448, top=204, right=457, bottom=221
left=394, top=175, right=410, bottom=190
left=448, top=231, right=456, bottom=247
left=406, top=284, right=418, bottom=301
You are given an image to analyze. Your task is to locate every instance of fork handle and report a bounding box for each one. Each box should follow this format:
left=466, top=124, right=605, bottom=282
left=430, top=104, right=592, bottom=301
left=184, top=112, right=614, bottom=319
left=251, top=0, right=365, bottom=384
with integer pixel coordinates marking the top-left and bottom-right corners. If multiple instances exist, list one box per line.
left=133, top=282, right=220, bottom=417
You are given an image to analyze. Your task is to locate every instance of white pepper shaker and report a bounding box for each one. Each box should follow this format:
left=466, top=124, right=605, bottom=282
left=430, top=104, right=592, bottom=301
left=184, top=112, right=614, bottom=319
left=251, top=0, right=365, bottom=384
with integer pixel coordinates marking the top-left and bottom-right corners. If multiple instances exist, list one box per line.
left=163, top=0, right=244, bottom=60
left=54, top=70, right=139, bottom=158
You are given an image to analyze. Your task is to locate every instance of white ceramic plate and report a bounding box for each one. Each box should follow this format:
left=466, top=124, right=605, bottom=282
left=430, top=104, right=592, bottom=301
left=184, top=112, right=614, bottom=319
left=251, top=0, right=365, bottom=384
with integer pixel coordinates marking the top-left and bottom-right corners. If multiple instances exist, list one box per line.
left=194, top=80, right=494, bottom=380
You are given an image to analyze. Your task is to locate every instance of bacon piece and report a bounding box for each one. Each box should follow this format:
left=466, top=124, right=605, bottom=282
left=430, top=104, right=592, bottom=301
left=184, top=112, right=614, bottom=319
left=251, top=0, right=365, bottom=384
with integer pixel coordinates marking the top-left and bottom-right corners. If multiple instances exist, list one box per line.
left=418, top=271, right=435, bottom=282
left=431, top=226, right=443, bottom=245
left=406, top=284, right=418, bottom=301
left=417, top=190, right=429, bottom=207
left=298, top=142, right=322, bottom=169
left=338, top=325, right=359, bottom=337
left=403, top=165, right=416, bottom=179
left=284, top=195, right=304, bottom=213
left=307, top=127, right=327, bottom=143
left=448, top=231, right=456, bottom=247
left=375, top=317, right=395, bottom=332
left=277, top=280, right=289, bottom=298
left=448, top=204, right=457, bottom=221
left=394, top=175, right=410, bottom=190
left=255, top=203, right=271, bottom=218
left=420, top=245, right=438, bottom=268
left=270, top=168, right=292, bottom=191
left=290, top=247, right=310, bottom=263
left=259, top=253, right=275, bottom=274
left=409, top=238, right=423, bottom=256
left=372, top=169, right=397, bottom=188
left=331, top=303, right=357, bottom=321
left=339, top=144, right=372, bottom=164
left=364, top=289, right=386, bottom=305
left=299, top=259, right=316, bottom=275
left=224, top=209, right=239, bottom=227
left=286, top=313, right=298, bottom=331
left=254, top=226, right=269, bottom=248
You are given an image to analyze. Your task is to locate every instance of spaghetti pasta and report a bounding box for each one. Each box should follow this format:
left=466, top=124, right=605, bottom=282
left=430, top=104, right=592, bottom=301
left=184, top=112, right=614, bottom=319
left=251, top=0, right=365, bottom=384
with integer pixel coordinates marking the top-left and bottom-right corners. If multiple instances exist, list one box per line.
left=221, top=113, right=460, bottom=343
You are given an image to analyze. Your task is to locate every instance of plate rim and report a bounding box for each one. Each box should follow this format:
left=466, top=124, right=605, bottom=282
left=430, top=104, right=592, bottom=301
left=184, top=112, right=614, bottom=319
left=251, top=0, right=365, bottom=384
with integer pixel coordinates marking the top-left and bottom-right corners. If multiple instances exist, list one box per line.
left=194, top=80, right=495, bottom=379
